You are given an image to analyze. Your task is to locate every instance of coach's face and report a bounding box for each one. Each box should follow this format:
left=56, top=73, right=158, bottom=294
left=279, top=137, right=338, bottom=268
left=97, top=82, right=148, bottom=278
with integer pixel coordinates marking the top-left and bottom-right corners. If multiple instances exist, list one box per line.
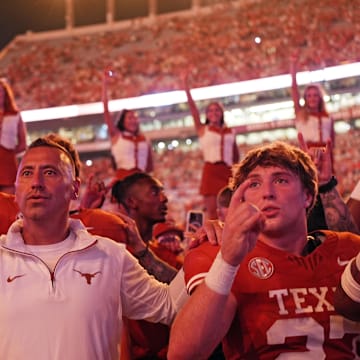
left=15, top=146, right=79, bottom=222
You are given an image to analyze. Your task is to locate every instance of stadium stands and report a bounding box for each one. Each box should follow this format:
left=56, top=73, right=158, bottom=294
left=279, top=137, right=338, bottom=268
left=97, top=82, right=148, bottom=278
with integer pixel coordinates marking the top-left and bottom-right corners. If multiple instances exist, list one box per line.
left=0, top=0, right=359, bottom=110
left=1, top=0, right=359, bottom=224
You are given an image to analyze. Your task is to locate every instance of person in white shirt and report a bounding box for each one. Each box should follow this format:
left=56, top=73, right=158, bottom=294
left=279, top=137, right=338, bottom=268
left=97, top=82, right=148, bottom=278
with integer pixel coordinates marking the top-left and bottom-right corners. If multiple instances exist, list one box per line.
left=0, top=136, right=176, bottom=360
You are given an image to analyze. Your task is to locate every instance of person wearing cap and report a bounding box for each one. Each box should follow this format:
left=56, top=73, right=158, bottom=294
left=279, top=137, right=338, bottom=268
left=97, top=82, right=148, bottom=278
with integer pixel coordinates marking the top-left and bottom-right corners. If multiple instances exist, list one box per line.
left=152, top=221, right=185, bottom=270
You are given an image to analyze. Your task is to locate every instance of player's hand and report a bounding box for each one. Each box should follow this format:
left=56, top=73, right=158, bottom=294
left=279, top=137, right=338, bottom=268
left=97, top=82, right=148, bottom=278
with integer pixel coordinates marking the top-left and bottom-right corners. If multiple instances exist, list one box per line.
left=221, top=180, right=265, bottom=266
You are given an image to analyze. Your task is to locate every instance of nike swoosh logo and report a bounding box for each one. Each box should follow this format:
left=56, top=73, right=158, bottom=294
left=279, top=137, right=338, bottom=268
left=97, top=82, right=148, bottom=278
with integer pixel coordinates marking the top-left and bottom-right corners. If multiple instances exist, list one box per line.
left=7, top=274, right=25, bottom=283
left=337, top=257, right=351, bottom=267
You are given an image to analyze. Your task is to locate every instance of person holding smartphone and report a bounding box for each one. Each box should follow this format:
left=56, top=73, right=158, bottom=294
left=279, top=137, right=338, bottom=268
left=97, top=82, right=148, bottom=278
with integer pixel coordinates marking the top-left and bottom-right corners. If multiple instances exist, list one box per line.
left=168, top=141, right=360, bottom=359
left=186, top=210, right=204, bottom=233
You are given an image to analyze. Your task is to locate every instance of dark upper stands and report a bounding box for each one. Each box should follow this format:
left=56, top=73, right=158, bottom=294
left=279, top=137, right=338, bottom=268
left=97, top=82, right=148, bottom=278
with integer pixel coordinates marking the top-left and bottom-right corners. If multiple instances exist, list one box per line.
left=0, top=0, right=359, bottom=110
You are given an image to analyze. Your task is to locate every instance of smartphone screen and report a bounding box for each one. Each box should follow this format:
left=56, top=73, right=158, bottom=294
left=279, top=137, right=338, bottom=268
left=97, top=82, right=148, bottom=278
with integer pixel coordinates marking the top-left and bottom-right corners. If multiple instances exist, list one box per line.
left=186, top=210, right=204, bottom=233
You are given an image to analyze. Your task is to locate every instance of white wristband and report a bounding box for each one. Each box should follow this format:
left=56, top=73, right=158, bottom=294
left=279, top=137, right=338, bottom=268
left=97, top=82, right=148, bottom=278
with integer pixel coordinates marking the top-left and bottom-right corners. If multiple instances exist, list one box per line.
left=205, top=252, right=239, bottom=295
left=341, top=259, right=360, bottom=302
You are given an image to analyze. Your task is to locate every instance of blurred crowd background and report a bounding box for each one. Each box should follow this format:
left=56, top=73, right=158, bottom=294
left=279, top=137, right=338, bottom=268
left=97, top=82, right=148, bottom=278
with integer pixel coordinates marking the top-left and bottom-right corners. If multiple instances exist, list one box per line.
left=0, top=0, right=359, bottom=227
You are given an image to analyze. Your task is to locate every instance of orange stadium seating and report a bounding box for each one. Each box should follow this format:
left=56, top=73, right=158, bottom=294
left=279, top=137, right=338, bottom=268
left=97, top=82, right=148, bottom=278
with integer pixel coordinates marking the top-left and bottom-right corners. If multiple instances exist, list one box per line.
left=1, top=0, right=359, bottom=225
left=0, top=0, right=359, bottom=110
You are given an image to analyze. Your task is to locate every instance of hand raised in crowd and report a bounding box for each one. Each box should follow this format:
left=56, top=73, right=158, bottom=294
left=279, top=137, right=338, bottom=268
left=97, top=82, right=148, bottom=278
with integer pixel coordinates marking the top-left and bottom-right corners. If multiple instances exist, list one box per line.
left=298, top=132, right=333, bottom=184
left=79, top=174, right=108, bottom=210
left=179, top=66, right=197, bottom=88
left=289, top=49, right=300, bottom=70
left=103, top=66, right=118, bottom=80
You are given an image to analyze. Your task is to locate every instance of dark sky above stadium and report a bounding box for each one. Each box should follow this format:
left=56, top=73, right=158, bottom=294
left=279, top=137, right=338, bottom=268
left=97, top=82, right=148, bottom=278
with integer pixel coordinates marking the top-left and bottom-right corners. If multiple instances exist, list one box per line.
left=0, top=0, right=192, bottom=50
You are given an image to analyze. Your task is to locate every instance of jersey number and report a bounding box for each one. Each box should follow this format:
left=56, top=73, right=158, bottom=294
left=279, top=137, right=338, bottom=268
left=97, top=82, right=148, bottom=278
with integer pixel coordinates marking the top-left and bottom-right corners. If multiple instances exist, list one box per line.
left=266, top=315, right=360, bottom=359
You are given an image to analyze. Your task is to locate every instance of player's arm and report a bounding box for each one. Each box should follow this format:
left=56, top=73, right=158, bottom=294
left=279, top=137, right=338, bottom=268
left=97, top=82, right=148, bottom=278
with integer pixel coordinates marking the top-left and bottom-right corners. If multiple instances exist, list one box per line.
left=168, top=281, right=237, bottom=359
left=334, top=256, right=360, bottom=322
left=168, top=182, right=265, bottom=359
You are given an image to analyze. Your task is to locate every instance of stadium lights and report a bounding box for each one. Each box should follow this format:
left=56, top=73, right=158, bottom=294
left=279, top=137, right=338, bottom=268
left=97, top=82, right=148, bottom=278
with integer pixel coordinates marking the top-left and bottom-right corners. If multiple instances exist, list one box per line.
left=21, top=61, right=360, bottom=123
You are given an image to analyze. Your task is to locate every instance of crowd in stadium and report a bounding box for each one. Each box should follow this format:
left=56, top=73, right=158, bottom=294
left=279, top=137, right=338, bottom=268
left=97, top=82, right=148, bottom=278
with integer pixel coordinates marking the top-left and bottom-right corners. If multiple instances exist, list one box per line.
left=0, top=0, right=358, bottom=225
left=0, top=0, right=359, bottom=110
left=0, top=0, right=359, bottom=220
left=77, top=128, right=360, bottom=227
left=1, top=0, right=360, bottom=358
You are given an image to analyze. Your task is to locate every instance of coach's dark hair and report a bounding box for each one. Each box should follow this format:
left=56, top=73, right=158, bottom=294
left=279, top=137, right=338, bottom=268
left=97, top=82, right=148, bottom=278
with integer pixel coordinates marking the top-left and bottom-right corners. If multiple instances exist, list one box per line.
left=28, top=136, right=78, bottom=178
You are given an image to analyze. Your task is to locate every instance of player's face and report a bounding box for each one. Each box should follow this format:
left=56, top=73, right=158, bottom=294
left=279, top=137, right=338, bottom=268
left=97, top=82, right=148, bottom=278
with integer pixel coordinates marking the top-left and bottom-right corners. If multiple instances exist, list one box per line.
left=15, top=147, right=78, bottom=222
left=243, top=165, right=312, bottom=236
left=132, top=178, right=168, bottom=224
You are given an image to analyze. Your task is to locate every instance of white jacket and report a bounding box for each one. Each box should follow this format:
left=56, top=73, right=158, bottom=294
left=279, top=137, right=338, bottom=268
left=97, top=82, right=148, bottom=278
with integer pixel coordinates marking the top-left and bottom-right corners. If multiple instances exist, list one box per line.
left=0, top=219, right=175, bottom=360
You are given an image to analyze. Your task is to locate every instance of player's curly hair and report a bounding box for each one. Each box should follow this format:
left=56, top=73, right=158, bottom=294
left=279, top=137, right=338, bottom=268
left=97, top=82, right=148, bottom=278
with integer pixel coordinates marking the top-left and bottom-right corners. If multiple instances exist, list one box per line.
left=230, top=141, right=318, bottom=212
